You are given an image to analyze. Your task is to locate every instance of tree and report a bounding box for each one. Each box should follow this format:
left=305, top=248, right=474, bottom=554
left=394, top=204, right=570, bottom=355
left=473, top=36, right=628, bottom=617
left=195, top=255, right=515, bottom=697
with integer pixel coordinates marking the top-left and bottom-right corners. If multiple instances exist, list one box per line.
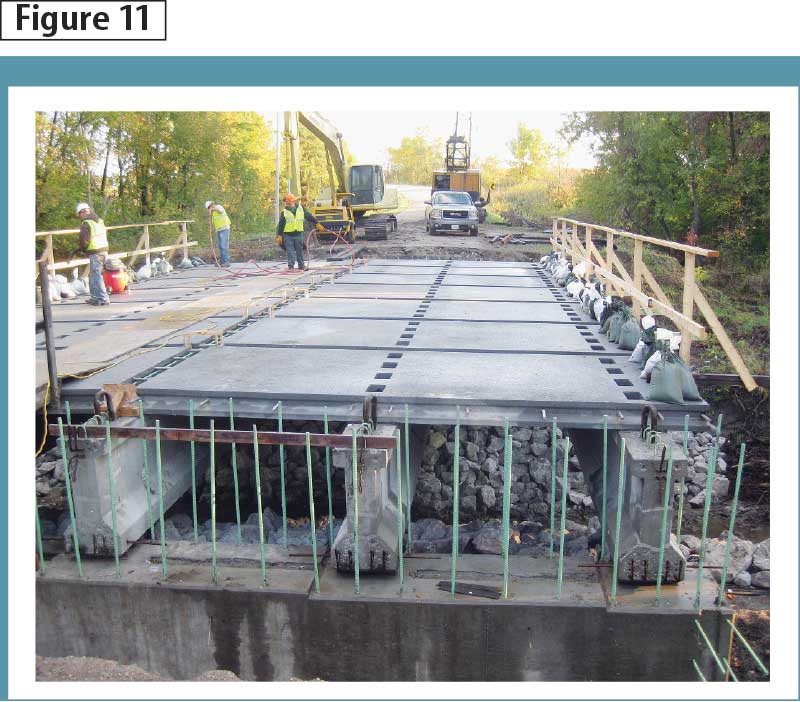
left=386, top=130, right=443, bottom=185
left=507, top=123, right=550, bottom=179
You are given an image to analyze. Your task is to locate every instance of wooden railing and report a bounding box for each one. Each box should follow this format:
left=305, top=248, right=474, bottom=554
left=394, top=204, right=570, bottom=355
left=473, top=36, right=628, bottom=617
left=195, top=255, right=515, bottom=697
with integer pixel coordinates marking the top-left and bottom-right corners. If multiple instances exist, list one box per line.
left=36, top=219, right=197, bottom=274
left=551, top=217, right=758, bottom=392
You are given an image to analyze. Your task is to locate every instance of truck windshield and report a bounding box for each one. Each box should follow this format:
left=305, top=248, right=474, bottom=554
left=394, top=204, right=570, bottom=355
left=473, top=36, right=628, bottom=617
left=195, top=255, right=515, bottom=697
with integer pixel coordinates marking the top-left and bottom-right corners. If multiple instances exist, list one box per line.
left=433, top=192, right=472, bottom=205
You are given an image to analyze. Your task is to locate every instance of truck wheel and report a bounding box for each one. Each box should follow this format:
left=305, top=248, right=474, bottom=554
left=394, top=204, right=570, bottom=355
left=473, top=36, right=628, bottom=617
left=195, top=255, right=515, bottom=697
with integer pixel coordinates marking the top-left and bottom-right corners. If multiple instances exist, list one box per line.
left=471, top=226, right=479, bottom=236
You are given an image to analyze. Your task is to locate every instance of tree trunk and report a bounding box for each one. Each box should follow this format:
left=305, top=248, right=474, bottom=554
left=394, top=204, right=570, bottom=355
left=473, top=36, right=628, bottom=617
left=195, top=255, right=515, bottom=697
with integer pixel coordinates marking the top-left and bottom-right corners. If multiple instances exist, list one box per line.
left=687, top=112, right=701, bottom=236
left=728, top=112, right=737, bottom=164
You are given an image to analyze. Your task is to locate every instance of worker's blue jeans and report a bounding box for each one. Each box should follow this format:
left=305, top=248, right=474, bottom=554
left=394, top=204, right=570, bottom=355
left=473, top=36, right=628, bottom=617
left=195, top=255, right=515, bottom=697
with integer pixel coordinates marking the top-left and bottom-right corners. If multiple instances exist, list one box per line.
left=88, top=251, right=109, bottom=302
left=284, top=233, right=305, bottom=269
left=216, top=227, right=230, bottom=266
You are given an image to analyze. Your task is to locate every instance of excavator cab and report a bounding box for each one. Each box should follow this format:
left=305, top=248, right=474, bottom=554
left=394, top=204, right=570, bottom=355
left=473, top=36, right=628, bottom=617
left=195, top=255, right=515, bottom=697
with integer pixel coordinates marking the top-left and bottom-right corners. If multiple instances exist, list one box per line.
left=348, top=165, right=385, bottom=208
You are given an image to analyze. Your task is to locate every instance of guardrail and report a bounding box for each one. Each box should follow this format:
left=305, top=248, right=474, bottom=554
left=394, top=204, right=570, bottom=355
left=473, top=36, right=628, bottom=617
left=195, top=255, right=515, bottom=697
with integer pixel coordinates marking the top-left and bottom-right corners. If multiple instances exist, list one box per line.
left=36, top=219, right=197, bottom=274
left=551, top=217, right=757, bottom=392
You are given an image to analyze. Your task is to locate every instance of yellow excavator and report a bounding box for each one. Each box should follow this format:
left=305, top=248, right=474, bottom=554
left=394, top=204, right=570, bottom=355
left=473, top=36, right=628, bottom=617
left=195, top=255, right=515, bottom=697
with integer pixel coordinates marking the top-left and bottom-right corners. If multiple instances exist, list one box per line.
left=283, top=111, right=398, bottom=242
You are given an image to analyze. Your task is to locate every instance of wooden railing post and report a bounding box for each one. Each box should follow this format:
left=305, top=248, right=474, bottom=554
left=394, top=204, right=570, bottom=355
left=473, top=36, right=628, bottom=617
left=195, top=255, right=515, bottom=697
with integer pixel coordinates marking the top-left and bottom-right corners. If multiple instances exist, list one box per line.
left=143, top=225, right=151, bottom=266
left=552, top=217, right=558, bottom=250
left=632, top=238, right=644, bottom=318
left=46, top=233, right=55, bottom=271
left=571, top=222, right=578, bottom=264
left=681, top=252, right=696, bottom=363
left=181, top=222, right=189, bottom=261
left=585, top=226, right=593, bottom=277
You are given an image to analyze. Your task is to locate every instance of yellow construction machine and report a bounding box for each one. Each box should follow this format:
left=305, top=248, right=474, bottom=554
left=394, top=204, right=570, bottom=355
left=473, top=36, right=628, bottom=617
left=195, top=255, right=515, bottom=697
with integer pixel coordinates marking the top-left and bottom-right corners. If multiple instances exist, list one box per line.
left=283, top=111, right=398, bottom=242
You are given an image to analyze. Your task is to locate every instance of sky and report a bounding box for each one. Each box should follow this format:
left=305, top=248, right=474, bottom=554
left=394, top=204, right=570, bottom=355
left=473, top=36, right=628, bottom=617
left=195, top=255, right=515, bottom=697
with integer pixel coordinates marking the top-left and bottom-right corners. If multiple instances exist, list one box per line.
left=323, top=111, right=597, bottom=170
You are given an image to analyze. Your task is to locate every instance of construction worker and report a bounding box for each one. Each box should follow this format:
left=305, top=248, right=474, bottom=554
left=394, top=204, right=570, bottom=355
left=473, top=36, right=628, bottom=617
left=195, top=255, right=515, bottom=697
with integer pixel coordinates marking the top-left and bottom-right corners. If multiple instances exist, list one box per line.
left=205, top=200, right=231, bottom=266
left=276, top=194, right=319, bottom=271
left=76, top=203, right=110, bottom=306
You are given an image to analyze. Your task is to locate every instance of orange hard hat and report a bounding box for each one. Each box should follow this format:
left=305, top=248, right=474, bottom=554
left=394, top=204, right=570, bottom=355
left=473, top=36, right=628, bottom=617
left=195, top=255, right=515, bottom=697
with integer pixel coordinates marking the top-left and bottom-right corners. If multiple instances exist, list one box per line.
left=284, top=193, right=298, bottom=204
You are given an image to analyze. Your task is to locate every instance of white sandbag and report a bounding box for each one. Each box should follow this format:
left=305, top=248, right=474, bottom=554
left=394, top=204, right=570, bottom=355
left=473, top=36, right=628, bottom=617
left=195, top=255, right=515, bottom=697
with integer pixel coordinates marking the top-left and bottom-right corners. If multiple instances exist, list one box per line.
left=655, top=328, right=682, bottom=352
left=593, top=298, right=607, bottom=321
left=566, top=280, right=583, bottom=298
left=573, top=261, right=587, bottom=277
left=641, top=315, right=656, bottom=330
left=48, top=277, right=62, bottom=303
left=630, top=340, right=647, bottom=364
left=54, top=274, right=68, bottom=285
left=641, top=350, right=662, bottom=380
left=158, top=259, right=173, bottom=275
left=135, top=263, right=152, bottom=281
left=70, top=277, right=89, bottom=296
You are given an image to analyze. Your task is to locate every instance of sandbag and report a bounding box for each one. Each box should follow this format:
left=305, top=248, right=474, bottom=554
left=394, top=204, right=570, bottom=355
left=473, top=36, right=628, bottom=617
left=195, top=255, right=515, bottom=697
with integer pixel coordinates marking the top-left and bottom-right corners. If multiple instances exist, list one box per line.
left=617, top=317, right=640, bottom=350
left=629, top=340, right=647, bottom=364
left=592, top=298, right=606, bottom=322
left=647, top=351, right=685, bottom=404
left=675, top=357, right=702, bottom=401
left=607, top=307, right=630, bottom=343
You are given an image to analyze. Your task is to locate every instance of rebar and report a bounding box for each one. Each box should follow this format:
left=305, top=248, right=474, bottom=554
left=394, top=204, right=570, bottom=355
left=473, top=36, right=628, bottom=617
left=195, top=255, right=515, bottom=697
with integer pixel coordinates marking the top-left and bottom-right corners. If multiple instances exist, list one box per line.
left=692, top=659, right=707, bottom=682
left=155, top=420, right=167, bottom=580
left=610, top=437, right=626, bottom=605
left=727, top=618, right=769, bottom=676
left=64, top=400, right=72, bottom=424
left=35, top=495, right=45, bottom=575
left=695, top=415, right=723, bottom=608
left=501, top=418, right=512, bottom=598
left=557, top=436, right=570, bottom=600
left=229, top=398, right=242, bottom=544
left=189, top=400, right=198, bottom=544
left=323, top=407, right=335, bottom=548
left=655, top=442, right=674, bottom=605
left=450, top=406, right=461, bottom=597
left=351, top=428, right=360, bottom=595
left=104, top=420, right=121, bottom=578
left=278, top=401, right=288, bottom=549
left=549, top=417, right=558, bottom=558
left=305, top=432, right=320, bottom=594
left=57, top=418, right=82, bottom=576
left=724, top=659, right=739, bottom=682
left=600, top=414, right=608, bottom=560
left=138, top=403, right=154, bottom=539
left=718, top=443, right=746, bottom=605
left=395, top=430, right=404, bottom=593
left=210, top=419, right=217, bottom=585
left=695, top=619, right=726, bottom=675
left=676, top=414, right=689, bottom=546
left=404, top=404, right=412, bottom=554
left=253, top=425, right=267, bottom=586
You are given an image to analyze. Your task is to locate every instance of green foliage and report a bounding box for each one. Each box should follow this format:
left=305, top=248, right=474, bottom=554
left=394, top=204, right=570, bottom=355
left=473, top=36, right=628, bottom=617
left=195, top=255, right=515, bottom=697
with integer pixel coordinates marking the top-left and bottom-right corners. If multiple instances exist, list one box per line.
left=561, top=111, right=770, bottom=256
left=507, top=122, right=551, bottom=179
left=385, top=130, right=444, bottom=185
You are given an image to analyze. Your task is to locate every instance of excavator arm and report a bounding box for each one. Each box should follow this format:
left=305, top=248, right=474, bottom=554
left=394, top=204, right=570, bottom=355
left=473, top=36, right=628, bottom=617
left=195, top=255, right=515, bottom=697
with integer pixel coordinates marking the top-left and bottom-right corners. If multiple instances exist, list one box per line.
left=297, top=111, right=349, bottom=200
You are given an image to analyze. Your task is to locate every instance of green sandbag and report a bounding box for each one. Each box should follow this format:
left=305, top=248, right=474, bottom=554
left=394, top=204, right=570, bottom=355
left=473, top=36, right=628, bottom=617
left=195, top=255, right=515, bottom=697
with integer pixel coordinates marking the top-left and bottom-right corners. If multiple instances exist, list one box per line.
left=675, top=357, right=703, bottom=401
left=640, top=342, right=657, bottom=369
left=617, top=318, right=641, bottom=351
left=599, top=315, right=613, bottom=335
left=607, top=312, right=626, bottom=343
left=648, top=353, right=685, bottom=404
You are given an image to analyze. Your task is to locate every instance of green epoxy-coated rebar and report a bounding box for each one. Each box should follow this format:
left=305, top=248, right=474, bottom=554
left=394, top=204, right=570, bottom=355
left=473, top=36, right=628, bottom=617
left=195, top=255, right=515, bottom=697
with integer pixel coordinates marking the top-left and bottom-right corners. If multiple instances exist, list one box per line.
left=676, top=414, right=689, bottom=546
left=695, top=417, right=723, bottom=608
left=351, top=428, right=360, bottom=595
left=655, top=443, right=674, bottom=605
left=404, top=404, right=412, bottom=554
left=253, top=425, right=267, bottom=586
left=189, top=400, right=199, bottom=544
left=695, top=619, right=726, bottom=675
left=450, top=406, right=461, bottom=597
left=57, top=418, right=82, bottom=576
left=395, top=431, right=404, bottom=593
left=556, top=436, right=570, bottom=600
left=600, top=415, right=608, bottom=560
left=610, top=437, right=627, bottom=605
left=549, top=417, right=558, bottom=558
left=725, top=658, right=739, bottom=682
left=502, top=418, right=512, bottom=599
left=155, top=420, right=167, bottom=580
left=305, top=432, right=320, bottom=593
left=728, top=618, right=770, bottom=676
left=104, top=420, right=121, bottom=578
left=138, top=402, right=155, bottom=539
left=718, top=443, right=746, bottom=606
left=35, top=495, right=45, bottom=575
left=692, top=659, right=707, bottom=681
left=229, top=398, right=242, bottom=543
left=323, top=407, right=335, bottom=548
left=278, top=401, right=288, bottom=549
left=64, top=400, right=72, bottom=424
left=210, top=419, right=217, bottom=585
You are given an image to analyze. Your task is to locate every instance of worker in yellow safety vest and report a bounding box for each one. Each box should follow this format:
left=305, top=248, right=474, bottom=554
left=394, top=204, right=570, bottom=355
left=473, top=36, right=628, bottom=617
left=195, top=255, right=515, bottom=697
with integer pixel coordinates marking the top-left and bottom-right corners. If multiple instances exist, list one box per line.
left=76, top=202, right=110, bottom=306
left=205, top=200, right=232, bottom=266
left=276, top=194, right=320, bottom=271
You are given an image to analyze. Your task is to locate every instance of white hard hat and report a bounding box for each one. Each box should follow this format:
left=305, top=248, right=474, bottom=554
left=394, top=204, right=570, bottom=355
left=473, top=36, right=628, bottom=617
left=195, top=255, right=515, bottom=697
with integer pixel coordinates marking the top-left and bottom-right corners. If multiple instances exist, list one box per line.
left=204, top=200, right=213, bottom=209
left=76, top=202, right=91, bottom=215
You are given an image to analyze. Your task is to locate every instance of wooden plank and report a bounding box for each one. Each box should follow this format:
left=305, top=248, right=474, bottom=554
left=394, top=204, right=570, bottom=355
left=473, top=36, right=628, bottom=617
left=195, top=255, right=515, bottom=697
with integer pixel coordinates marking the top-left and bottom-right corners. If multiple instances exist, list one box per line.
left=47, top=242, right=198, bottom=272
left=641, top=261, right=674, bottom=309
left=585, top=225, right=594, bottom=278
left=692, top=287, right=758, bottom=391
left=632, top=239, right=644, bottom=318
left=557, top=218, right=718, bottom=258
left=127, top=228, right=149, bottom=269
left=36, top=220, right=193, bottom=237
left=681, top=252, right=696, bottom=363
left=694, top=373, right=769, bottom=389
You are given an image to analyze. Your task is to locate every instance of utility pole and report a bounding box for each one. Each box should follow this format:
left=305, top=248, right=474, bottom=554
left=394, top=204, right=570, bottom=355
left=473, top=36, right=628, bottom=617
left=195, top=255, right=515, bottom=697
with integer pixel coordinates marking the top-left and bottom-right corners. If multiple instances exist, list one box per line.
left=274, top=111, right=281, bottom=231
